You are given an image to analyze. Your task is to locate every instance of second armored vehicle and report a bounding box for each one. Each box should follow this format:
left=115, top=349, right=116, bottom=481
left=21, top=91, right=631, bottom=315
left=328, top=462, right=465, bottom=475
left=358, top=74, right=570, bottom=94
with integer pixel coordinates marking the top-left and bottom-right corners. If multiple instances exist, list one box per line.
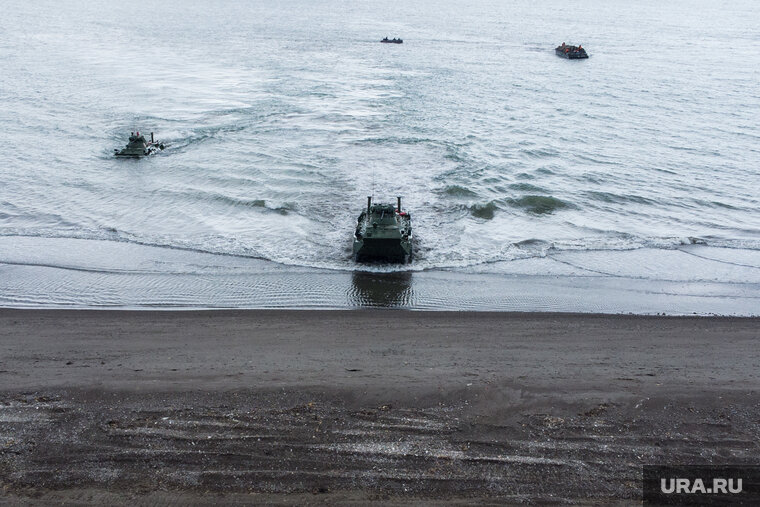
left=114, top=131, right=165, bottom=157
left=353, top=196, right=412, bottom=263
left=555, top=43, right=588, bottom=59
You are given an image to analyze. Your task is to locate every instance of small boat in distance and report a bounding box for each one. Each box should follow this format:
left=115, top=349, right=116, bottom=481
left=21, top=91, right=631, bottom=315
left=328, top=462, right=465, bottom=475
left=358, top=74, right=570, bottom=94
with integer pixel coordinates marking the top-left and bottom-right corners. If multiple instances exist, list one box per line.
left=381, top=37, right=403, bottom=44
left=555, top=42, right=588, bottom=59
left=353, top=196, right=412, bottom=263
left=114, top=131, right=165, bottom=157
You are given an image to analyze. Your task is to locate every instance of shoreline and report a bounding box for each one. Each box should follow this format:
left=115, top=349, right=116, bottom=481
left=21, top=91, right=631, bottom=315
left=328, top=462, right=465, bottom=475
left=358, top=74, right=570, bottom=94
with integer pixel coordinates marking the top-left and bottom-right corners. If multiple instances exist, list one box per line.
left=2, top=236, right=760, bottom=315
left=1, top=309, right=759, bottom=502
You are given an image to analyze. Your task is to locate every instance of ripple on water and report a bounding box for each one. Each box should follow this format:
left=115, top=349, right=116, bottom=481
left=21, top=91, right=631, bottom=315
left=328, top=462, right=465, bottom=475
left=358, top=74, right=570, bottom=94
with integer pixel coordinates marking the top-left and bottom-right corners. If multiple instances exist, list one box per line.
left=506, top=196, right=573, bottom=215
left=440, top=185, right=478, bottom=197
left=508, top=183, right=548, bottom=193
left=583, top=191, right=657, bottom=206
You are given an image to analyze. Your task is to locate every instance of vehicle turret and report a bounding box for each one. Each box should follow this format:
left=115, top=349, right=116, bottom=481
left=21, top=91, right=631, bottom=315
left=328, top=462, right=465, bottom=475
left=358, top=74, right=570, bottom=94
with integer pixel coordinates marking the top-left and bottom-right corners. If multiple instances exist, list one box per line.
left=114, top=131, right=165, bottom=157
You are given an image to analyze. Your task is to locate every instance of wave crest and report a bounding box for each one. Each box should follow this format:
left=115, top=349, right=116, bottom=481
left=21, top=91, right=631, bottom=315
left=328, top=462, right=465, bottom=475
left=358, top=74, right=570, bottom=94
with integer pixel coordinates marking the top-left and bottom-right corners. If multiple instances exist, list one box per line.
left=507, top=195, right=571, bottom=214
left=470, top=201, right=497, bottom=219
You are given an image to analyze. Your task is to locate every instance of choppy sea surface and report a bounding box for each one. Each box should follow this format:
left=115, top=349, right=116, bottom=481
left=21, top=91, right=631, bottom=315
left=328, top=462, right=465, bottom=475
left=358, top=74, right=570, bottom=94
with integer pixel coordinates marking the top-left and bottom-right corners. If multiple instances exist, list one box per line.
left=1, top=0, right=759, bottom=312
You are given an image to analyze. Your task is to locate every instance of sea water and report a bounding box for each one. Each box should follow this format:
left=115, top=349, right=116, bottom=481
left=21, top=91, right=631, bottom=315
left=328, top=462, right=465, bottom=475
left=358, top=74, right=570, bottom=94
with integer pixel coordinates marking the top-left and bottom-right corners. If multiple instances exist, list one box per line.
left=1, top=0, right=759, bottom=311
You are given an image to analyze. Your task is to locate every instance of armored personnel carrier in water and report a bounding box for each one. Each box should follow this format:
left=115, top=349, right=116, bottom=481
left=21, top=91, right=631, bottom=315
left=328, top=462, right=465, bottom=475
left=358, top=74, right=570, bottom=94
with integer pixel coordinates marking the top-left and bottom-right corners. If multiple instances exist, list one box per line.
left=555, top=43, right=588, bottom=59
left=114, top=131, right=165, bottom=157
left=353, top=196, right=412, bottom=263
left=380, top=37, right=403, bottom=44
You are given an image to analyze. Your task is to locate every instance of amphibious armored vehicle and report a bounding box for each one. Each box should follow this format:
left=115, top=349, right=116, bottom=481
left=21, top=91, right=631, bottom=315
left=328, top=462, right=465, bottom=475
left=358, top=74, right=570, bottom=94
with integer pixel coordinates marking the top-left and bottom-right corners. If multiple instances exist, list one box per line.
left=381, top=37, right=403, bottom=44
left=353, top=196, right=412, bottom=263
left=555, top=43, right=588, bottom=59
left=114, top=131, right=165, bottom=157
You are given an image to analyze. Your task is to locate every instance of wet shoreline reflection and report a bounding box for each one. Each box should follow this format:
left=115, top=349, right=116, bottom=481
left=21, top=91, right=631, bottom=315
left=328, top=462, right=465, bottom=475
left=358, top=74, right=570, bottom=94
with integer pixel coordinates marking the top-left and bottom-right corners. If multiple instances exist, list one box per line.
left=349, top=271, right=413, bottom=307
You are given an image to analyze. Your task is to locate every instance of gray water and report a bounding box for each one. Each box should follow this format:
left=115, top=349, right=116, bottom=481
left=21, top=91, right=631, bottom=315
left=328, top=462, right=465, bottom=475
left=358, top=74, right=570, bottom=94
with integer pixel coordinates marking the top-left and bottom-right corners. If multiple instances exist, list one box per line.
left=2, top=0, right=760, bottom=310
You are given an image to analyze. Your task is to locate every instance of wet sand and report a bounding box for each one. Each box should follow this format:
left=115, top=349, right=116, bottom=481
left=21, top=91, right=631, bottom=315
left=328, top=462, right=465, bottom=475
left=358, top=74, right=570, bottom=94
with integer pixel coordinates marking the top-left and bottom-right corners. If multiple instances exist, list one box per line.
left=1, top=309, right=759, bottom=504
left=4, top=236, right=760, bottom=315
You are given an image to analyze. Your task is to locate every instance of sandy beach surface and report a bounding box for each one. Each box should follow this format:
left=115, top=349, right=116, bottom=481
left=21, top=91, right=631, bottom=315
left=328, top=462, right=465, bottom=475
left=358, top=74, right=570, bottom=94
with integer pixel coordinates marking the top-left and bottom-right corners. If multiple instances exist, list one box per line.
left=1, top=309, right=759, bottom=504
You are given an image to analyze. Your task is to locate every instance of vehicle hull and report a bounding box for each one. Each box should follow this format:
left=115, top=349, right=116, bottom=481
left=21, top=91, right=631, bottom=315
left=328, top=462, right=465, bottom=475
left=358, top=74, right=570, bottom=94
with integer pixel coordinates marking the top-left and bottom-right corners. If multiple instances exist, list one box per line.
left=114, top=135, right=164, bottom=157
left=353, top=200, right=412, bottom=264
left=555, top=47, right=588, bottom=59
left=353, top=237, right=412, bottom=263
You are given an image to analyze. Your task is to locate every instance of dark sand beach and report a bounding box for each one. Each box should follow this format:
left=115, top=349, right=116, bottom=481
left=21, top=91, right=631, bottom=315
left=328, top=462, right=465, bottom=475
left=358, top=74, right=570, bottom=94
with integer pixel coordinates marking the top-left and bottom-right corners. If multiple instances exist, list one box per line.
left=1, top=309, right=759, bottom=504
